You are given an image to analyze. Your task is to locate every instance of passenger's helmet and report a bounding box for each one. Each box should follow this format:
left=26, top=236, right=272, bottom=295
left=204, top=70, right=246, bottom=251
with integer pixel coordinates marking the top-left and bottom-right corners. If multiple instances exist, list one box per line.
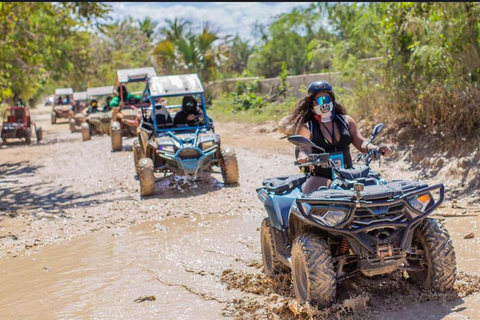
left=307, top=81, right=335, bottom=102
left=182, top=95, right=197, bottom=114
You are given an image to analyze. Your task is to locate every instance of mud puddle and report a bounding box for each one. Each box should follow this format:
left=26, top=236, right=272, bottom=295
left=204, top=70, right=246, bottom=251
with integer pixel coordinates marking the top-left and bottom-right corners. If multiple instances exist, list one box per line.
left=0, top=212, right=262, bottom=320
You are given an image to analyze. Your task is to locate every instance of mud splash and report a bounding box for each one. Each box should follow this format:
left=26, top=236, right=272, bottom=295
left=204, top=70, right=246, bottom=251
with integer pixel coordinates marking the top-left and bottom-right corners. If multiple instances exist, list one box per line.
left=220, top=262, right=480, bottom=320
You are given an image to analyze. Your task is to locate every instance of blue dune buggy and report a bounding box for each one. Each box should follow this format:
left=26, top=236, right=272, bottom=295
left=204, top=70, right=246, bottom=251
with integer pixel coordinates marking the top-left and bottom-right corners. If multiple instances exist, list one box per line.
left=134, top=73, right=239, bottom=197
left=257, top=123, right=456, bottom=307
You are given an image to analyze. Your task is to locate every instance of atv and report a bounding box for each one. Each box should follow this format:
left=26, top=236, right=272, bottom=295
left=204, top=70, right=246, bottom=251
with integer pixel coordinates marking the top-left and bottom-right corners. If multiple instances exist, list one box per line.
left=81, top=85, right=114, bottom=141
left=257, top=123, right=456, bottom=307
left=110, top=67, right=157, bottom=152
left=134, top=73, right=239, bottom=197
left=1, top=105, right=42, bottom=144
left=69, top=91, right=88, bottom=133
left=52, top=88, right=74, bottom=124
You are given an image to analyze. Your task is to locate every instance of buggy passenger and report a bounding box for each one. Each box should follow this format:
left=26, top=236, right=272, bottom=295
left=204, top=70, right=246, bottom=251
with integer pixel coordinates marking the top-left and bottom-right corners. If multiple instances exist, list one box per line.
left=109, top=85, right=141, bottom=107
left=173, top=95, right=205, bottom=127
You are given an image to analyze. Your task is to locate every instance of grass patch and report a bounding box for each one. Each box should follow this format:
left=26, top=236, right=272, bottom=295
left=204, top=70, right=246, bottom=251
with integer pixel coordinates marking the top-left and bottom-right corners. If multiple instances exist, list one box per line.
left=208, top=93, right=296, bottom=124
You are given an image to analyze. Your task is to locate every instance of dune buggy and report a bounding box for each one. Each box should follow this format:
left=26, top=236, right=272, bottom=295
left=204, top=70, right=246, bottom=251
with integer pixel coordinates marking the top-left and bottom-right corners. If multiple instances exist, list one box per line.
left=81, top=85, right=114, bottom=141
left=257, top=123, right=456, bottom=307
left=52, top=88, right=74, bottom=124
left=69, top=91, right=88, bottom=133
left=110, top=67, right=157, bottom=151
left=1, top=105, right=42, bottom=144
left=134, top=73, right=239, bottom=197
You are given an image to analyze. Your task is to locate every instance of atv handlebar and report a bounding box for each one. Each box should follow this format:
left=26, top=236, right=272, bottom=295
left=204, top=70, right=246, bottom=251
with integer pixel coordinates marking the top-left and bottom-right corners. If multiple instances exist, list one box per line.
left=356, top=149, right=383, bottom=166
left=294, top=153, right=334, bottom=169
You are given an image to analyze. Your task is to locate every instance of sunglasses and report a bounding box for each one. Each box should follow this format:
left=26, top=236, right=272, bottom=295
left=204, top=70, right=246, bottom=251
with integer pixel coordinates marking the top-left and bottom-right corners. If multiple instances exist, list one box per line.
left=315, top=95, right=332, bottom=106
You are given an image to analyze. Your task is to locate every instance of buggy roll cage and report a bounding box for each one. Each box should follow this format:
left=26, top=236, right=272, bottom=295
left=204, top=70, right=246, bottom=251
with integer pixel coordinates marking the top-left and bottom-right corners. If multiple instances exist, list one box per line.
left=140, top=73, right=211, bottom=136
left=114, top=67, right=157, bottom=108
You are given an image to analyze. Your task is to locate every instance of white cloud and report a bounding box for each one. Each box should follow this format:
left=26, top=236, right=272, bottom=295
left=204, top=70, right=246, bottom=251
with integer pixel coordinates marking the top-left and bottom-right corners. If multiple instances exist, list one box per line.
left=108, top=2, right=315, bottom=40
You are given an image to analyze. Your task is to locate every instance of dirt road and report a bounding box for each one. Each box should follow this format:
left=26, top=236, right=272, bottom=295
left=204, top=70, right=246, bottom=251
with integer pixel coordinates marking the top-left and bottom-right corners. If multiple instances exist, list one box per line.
left=1, top=105, right=480, bottom=319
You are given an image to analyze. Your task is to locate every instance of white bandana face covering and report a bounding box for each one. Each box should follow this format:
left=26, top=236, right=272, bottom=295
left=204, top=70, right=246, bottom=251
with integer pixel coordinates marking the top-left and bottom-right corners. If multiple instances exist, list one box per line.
left=313, top=102, right=334, bottom=122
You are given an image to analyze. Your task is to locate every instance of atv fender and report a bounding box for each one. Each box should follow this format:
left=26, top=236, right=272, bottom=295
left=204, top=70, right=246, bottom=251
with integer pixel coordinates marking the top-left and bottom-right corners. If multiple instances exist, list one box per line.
left=262, top=188, right=302, bottom=230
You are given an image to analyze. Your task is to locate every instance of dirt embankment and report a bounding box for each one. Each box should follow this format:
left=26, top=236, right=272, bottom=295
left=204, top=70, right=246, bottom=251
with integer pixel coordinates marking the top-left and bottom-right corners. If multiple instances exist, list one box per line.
left=1, top=105, right=480, bottom=319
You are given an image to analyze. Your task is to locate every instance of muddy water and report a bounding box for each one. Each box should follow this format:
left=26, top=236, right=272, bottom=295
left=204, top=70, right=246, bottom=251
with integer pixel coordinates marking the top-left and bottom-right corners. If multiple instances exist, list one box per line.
left=0, top=212, right=260, bottom=319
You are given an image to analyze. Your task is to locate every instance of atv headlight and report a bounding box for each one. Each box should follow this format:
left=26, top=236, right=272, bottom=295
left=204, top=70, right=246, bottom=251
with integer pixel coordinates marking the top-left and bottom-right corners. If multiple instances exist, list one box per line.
left=201, top=140, right=215, bottom=150
left=159, top=145, right=175, bottom=153
left=311, top=209, right=348, bottom=227
left=408, top=193, right=432, bottom=213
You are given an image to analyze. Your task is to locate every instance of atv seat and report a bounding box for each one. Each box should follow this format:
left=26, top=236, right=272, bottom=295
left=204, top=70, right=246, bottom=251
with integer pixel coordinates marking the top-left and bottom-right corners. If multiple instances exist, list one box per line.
left=263, top=174, right=307, bottom=194
left=336, top=166, right=370, bottom=180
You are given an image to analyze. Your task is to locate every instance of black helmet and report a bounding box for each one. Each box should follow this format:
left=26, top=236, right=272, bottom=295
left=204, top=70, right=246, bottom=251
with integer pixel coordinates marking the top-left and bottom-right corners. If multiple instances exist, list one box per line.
left=307, top=81, right=335, bottom=102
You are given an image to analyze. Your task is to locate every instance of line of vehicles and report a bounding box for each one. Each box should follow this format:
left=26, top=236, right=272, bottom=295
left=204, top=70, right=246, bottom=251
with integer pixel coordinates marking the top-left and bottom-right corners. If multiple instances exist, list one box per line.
left=1, top=67, right=456, bottom=309
left=41, top=68, right=240, bottom=198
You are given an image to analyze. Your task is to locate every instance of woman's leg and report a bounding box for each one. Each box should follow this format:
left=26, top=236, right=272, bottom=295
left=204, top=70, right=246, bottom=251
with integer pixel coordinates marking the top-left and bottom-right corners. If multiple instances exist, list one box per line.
left=302, top=176, right=332, bottom=193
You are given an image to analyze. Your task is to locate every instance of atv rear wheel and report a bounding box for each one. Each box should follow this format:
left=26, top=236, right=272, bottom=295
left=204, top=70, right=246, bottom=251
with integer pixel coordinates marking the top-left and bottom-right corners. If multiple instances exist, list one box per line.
left=133, top=140, right=141, bottom=175
left=261, top=218, right=286, bottom=276
left=25, top=128, right=32, bottom=145
left=81, top=122, right=91, bottom=141
left=36, top=127, right=42, bottom=142
left=407, top=218, right=456, bottom=291
left=220, top=147, right=239, bottom=184
left=69, top=118, right=76, bottom=133
left=111, top=121, right=122, bottom=151
left=138, top=158, right=155, bottom=197
left=291, top=233, right=336, bottom=307
left=51, top=112, right=56, bottom=125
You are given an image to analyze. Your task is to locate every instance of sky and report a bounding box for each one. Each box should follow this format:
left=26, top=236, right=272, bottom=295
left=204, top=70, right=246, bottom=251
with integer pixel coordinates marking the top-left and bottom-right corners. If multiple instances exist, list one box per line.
left=108, top=2, right=316, bottom=41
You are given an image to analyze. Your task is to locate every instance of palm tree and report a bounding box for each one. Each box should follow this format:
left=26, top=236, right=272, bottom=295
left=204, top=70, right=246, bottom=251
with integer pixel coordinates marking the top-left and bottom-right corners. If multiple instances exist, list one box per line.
left=159, top=18, right=191, bottom=41
left=138, top=17, right=158, bottom=40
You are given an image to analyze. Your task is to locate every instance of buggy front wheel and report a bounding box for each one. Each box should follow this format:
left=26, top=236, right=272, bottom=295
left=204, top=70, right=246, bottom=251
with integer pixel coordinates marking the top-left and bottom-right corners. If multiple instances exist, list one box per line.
left=133, top=140, right=141, bottom=175
left=220, top=147, right=239, bottom=184
left=81, top=122, right=91, bottom=141
left=111, top=121, right=122, bottom=151
left=69, top=118, right=76, bottom=133
left=25, top=128, right=32, bottom=145
left=138, top=158, right=155, bottom=197
left=51, top=112, right=56, bottom=125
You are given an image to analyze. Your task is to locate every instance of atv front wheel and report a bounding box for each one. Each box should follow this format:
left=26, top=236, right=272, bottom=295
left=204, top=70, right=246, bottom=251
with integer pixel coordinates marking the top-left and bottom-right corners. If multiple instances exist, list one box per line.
left=25, top=128, right=32, bottom=145
left=133, top=140, right=141, bottom=175
left=69, top=118, right=76, bottom=133
left=261, top=218, right=286, bottom=276
left=407, top=218, right=456, bottom=291
left=81, top=122, right=91, bottom=141
left=291, top=233, right=336, bottom=307
left=220, top=147, right=239, bottom=184
left=36, top=127, right=42, bottom=142
left=111, top=121, right=122, bottom=151
left=51, top=112, right=56, bottom=125
left=138, top=158, right=155, bottom=197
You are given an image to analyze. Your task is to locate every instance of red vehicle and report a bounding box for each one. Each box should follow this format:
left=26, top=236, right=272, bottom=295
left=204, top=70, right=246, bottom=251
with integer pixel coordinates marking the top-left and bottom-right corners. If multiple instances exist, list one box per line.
left=1, top=106, right=42, bottom=144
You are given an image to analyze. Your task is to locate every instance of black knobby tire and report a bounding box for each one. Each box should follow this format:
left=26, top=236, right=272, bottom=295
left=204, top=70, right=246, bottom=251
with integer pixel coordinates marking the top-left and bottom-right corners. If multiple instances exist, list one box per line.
left=261, top=218, right=286, bottom=276
left=220, top=147, right=239, bottom=184
left=25, top=128, right=31, bottom=145
left=51, top=112, right=56, bottom=125
left=407, top=218, right=456, bottom=291
left=111, top=121, right=122, bottom=151
left=138, top=157, right=155, bottom=197
left=133, top=140, right=141, bottom=175
left=291, top=233, right=336, bottom=307
left=36, top=127, right=42, bottom=142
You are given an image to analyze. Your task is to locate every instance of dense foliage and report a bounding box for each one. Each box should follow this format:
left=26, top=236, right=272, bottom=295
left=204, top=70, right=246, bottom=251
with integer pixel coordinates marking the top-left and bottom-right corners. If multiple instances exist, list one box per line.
left=1, top=2, right=479, bottom=139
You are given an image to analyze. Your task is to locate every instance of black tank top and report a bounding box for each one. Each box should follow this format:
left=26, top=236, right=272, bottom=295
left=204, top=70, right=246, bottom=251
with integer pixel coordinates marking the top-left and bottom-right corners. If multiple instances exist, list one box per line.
left=306, top=114, right=353, bottom=180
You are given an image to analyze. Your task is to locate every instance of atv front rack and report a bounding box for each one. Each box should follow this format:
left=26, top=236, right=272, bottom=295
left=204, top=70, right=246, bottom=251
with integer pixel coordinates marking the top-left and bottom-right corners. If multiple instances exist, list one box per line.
left=295, top=184, right=445, bottom=254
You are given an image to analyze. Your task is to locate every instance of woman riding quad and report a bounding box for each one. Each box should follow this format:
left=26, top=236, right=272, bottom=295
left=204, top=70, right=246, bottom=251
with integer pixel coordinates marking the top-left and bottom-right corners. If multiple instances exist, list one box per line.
left=291, top=81, right=393, bottom=193
left=173, top=95, right=205, bottom=127
left=109, top=85, right=141, bottom=107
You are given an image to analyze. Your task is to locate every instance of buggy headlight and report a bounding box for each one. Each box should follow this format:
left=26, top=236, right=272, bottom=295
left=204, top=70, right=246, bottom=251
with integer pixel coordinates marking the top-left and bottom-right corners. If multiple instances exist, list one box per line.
left=408, top=193, right=432, bottom=213
left=160, top=145, right=175, bottom=153
left=201, top=141, right=215, bottom=150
